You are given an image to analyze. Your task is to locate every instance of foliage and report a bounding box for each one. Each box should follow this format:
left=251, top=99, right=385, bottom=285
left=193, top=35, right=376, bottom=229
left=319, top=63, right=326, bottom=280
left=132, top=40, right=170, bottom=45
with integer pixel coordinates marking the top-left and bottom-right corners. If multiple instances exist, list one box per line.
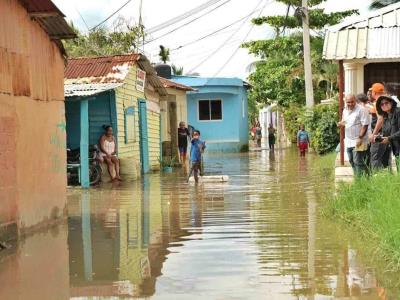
left=283, top=103, right=305, bottom=142
left=303, top=102, right=339, bottom=154
left=370, top=0, right=400, bottom=9
left=172, top=64, right=184, bottom=75
left=253, top=9, right=357, bottom=31
left=160, top=156, right=177, bottom=168
left=283, top=102, right=339, bottom=154
left=324, top=172, right=400, bottom=270
left=243, top=0, right=357, bottom=112
left=159, top=45, right=170, bottom=63
left=64, top=17, right=145, bottom=57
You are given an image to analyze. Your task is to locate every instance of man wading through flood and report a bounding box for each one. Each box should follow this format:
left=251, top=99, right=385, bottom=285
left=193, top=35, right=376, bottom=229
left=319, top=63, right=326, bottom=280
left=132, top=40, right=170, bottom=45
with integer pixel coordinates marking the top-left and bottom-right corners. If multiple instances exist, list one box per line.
left=338, top=95, right=370, bottom=177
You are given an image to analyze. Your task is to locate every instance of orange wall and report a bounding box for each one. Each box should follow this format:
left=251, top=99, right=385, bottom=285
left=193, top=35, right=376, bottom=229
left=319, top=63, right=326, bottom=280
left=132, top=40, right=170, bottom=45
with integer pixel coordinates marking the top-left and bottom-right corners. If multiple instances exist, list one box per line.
left=0, top=0, right=67, bottom=235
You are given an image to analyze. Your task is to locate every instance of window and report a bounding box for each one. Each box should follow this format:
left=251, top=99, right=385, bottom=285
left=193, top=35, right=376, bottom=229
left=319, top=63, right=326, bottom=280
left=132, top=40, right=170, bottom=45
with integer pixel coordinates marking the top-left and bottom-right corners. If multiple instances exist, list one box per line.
left=198, top=100, right=222, bottom=121
left=124, top=106, right=136, bottom=143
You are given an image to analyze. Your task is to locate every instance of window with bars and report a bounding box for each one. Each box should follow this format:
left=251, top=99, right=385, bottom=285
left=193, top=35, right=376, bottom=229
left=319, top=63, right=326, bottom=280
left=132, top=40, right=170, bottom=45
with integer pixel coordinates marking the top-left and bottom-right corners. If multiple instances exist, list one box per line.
left=198, top=99, right=222, bottom=121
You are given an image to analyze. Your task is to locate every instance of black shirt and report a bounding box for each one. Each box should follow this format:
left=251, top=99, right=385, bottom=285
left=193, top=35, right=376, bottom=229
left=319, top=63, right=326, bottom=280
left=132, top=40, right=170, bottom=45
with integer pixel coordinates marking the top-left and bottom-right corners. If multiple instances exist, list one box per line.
left=178, top=128, right=190, bottom=147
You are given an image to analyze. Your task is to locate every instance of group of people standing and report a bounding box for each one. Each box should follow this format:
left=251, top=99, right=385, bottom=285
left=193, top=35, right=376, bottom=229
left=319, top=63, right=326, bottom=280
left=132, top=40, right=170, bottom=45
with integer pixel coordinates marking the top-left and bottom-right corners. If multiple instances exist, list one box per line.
left=251, top=122, right=276, bottom=150
left=339, top=83, right=400, bottom=176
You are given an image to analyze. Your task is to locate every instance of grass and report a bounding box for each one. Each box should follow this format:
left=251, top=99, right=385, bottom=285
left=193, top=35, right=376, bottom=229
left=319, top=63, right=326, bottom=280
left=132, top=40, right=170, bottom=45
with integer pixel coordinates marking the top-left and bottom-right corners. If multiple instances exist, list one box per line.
left=324, top=171, right=400, bottom=271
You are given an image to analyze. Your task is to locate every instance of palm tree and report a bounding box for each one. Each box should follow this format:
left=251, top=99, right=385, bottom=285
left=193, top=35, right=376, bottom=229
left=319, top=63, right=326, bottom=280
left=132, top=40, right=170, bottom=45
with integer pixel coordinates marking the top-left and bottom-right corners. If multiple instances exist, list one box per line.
left=370, top=0, right=400, bottom=9
left=159, top=45, right=170, bottom=64
left=171, top=64, right=183, bottom=75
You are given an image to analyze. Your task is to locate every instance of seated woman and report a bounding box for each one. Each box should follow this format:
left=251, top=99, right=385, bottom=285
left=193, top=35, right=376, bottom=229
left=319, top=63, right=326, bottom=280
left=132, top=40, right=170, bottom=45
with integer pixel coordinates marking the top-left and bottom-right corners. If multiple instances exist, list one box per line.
left=98, top=125, right=121, bottom=181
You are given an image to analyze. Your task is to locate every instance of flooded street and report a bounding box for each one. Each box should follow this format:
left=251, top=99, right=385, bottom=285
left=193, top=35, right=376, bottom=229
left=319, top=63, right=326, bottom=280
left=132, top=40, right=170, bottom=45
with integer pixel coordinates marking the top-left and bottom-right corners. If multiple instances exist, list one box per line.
left=0, top=148, right=399, bottom=299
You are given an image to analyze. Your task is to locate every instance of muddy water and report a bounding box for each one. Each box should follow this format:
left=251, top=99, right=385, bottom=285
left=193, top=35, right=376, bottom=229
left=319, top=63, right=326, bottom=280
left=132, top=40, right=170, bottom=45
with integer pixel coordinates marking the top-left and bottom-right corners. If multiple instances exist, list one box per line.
left=0, top=148, right=398, bottom=299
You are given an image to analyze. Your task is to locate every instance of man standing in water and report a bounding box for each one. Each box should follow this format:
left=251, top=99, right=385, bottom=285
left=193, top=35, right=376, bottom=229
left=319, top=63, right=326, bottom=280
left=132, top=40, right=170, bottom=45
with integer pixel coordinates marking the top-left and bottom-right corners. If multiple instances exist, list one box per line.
left=177, top=121, right=190, bottom=165
left=268, top=124, right=276, bottom=150
left=338, top=95, right=370, bottom=176
left=297, top=124, right=310, bottom=157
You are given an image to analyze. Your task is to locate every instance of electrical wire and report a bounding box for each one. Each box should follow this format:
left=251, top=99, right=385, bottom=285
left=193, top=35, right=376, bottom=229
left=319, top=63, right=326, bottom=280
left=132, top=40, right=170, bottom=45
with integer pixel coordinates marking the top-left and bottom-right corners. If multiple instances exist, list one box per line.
left=213, top=1, right=268, bottom=76
left=188, top=0, right=266, bottom=74
left=75, top=7, right=89, bottom=31
left=170, top=6, right=265, bottom=52
left=144, top=0, right=233, bottom=45
left=90, top=0, right=132, bottom=31
left=146, top=0, right=225, bottom=34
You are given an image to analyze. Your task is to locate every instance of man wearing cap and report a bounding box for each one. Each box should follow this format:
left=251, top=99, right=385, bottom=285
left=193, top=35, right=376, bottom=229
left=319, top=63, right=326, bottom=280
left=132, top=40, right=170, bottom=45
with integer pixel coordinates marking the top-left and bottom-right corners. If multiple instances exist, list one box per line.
left=338, top=94, right=370, bottom=176
left=369, top=83, right=390, bottom=169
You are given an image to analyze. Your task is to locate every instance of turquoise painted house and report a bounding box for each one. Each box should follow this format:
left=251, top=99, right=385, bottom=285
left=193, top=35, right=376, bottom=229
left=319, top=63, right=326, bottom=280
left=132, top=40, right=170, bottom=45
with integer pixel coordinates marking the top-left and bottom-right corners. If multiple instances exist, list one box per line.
left=171, top=76, right=249, bottom=152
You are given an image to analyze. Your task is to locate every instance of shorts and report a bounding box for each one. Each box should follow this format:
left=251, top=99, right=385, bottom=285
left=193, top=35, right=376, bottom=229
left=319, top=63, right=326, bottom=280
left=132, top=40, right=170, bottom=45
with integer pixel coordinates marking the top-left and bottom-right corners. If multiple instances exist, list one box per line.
left=179, top=146, right=187, bottom=154
left=97, top=152, right=117, bottom=162
left=299, top=142, right=308, bottom=152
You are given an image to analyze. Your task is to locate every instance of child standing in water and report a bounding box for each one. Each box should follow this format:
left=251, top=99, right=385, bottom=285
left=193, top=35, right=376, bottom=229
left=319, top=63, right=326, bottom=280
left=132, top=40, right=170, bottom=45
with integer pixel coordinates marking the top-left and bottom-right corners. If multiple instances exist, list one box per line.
left=297, top=124, right=310, bottom=156
left=190, top=130, right=206, bottom=183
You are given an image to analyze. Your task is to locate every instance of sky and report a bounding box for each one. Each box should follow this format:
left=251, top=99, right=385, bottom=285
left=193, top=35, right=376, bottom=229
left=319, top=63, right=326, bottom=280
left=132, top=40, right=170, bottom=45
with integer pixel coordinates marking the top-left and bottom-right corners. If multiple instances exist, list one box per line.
left=53, top=0, right=368, bottom=79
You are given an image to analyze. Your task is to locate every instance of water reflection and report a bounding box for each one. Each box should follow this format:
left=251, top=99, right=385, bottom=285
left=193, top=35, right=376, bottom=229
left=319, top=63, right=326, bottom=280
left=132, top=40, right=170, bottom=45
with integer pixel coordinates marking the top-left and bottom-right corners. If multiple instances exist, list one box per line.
left=0, top=149, right=398, bottom=299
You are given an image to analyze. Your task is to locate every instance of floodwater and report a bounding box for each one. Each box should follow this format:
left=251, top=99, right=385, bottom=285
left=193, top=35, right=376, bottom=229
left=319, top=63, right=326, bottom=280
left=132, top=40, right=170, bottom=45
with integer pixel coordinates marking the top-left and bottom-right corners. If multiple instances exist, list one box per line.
left=0, top=148, right=399, bottom=299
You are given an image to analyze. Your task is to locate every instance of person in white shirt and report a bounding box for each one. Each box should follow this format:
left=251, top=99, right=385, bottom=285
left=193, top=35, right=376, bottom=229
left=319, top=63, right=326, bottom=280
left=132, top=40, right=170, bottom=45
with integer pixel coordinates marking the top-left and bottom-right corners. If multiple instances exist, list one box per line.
left=338, top=95, right=370, bottom=176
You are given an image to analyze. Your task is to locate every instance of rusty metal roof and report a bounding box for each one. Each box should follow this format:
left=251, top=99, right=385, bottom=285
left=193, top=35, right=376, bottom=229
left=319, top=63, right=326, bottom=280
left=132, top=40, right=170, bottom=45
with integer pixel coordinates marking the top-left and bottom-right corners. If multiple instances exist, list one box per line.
left=159, top=77, right=195, bottom=91
left=18, top=0, right=76, bottom=40
left=65, top=54, right=141, bottom=83
left=65, top=54, right=168, bottom=97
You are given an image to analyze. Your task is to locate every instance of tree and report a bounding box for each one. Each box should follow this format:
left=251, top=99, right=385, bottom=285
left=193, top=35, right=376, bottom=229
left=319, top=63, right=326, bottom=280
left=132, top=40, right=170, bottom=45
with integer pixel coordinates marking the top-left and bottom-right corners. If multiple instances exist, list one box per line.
left=159, top=45, right=170, bottom=64
left=370, top=0, right=400, bottom=9
left=243, top=0, right=357, bottom=107
left=64, top=17, right=145, bottom=57
left=172, top=64, right=184, bottom=75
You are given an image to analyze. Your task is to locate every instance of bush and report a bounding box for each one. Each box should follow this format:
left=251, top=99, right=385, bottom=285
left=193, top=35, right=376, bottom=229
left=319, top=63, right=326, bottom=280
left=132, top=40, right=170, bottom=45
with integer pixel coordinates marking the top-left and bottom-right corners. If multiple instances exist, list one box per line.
left=303, top=102, right=339, bottom=154
left=283, top=102, right=339, bottom=154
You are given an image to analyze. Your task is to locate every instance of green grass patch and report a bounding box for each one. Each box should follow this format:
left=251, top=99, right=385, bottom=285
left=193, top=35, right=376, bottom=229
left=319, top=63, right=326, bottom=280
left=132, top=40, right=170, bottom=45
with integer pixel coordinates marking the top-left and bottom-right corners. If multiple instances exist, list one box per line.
left=324, top=172, right=400, bottom=270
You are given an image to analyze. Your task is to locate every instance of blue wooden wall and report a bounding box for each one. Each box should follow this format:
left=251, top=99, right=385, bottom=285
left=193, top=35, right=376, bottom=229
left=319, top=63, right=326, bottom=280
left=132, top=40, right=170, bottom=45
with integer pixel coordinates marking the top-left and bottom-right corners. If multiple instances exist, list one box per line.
left=66, top=91, right=116, bottom=150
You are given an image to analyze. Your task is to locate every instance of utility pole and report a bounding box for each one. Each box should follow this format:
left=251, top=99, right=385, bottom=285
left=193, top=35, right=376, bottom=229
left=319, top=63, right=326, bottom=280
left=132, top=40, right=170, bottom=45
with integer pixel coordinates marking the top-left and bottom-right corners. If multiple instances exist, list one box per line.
left=302, top=0, right=314, bottom=108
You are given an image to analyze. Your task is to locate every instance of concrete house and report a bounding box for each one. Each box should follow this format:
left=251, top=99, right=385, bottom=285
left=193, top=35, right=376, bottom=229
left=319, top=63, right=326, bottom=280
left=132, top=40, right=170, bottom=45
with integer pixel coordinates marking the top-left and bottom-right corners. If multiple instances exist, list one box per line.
left=64, top=54, right=167, bottom=186
left=158, top=77, right=194, bottom=160
left=172, top=76, right=249, bottom=152
left=323, top=2, right=400, bottom=96
left=0, top=0, right=75, bottom=240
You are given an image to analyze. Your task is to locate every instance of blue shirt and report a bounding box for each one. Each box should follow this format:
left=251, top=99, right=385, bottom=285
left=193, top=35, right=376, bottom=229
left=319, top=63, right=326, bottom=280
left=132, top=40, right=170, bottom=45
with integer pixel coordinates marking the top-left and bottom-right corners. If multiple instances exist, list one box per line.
left=297, top=130, right=309, bottom=143
left=190, top=139, right=205, bottom=162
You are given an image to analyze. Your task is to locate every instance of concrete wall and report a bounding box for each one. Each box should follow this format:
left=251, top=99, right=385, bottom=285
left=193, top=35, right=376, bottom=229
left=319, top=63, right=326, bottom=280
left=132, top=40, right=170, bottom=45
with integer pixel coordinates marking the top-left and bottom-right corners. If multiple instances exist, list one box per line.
left=187, top=90, right=248, bottom=152
left=0, top=0, right=67, bottom=238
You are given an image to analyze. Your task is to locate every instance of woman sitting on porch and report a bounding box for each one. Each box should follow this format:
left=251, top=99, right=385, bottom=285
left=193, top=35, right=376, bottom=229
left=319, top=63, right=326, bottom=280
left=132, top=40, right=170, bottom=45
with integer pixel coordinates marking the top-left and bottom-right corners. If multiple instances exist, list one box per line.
left=98, top=125, right=122, bottom=181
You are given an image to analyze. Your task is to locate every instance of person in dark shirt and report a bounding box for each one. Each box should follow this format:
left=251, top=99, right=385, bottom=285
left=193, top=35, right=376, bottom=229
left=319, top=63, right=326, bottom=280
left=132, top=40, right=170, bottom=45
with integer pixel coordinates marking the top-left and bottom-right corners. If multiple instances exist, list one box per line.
left=177, top=121, right=190, bottom=164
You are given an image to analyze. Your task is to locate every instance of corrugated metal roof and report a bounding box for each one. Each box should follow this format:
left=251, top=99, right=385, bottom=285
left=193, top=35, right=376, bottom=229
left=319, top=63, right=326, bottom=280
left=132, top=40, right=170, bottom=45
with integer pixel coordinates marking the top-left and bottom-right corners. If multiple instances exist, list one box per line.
left=329, top=2, right=400, bottom=31
left=65, top=54, right=140, bottom=83
left=65, top=54, right=168, bottom=97
left=324, top=3, right=400, bottom=60
left=65, top=83, right=123, bottom=98
left=159, top=77, right=194, bottom=91
left=18, top=0, right=76, bottom=40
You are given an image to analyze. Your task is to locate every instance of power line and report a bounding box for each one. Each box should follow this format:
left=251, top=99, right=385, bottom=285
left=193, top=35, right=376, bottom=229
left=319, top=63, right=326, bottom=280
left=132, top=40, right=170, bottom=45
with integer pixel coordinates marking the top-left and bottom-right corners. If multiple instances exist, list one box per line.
left=170, top=6, right=265, bottom=52
left=75, top=7, right=89, bottom=31
left=188, top=0, right=266, bottom=74
left=144, top=0, right=233, bottom=45
left=214, top=1, right=268, bottom=76
left=146, top=0, right=225, bottom=34
left=90, top=0, right=132, bottom=31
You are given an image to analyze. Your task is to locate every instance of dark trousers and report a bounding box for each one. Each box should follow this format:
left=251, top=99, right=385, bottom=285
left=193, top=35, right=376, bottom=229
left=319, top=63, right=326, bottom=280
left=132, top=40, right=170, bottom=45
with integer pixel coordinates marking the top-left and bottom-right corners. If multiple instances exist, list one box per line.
left=192, top=161, right=201, bottom=183
left=347, top=147, right=368, bottom=177
left=370, top=143, right=391, bottom=170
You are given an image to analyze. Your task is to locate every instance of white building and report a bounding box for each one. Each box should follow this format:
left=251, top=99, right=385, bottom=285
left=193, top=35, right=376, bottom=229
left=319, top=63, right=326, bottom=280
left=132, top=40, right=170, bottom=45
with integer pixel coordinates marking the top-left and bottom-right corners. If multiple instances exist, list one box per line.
left=323, top=2, right=400, bottom=96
